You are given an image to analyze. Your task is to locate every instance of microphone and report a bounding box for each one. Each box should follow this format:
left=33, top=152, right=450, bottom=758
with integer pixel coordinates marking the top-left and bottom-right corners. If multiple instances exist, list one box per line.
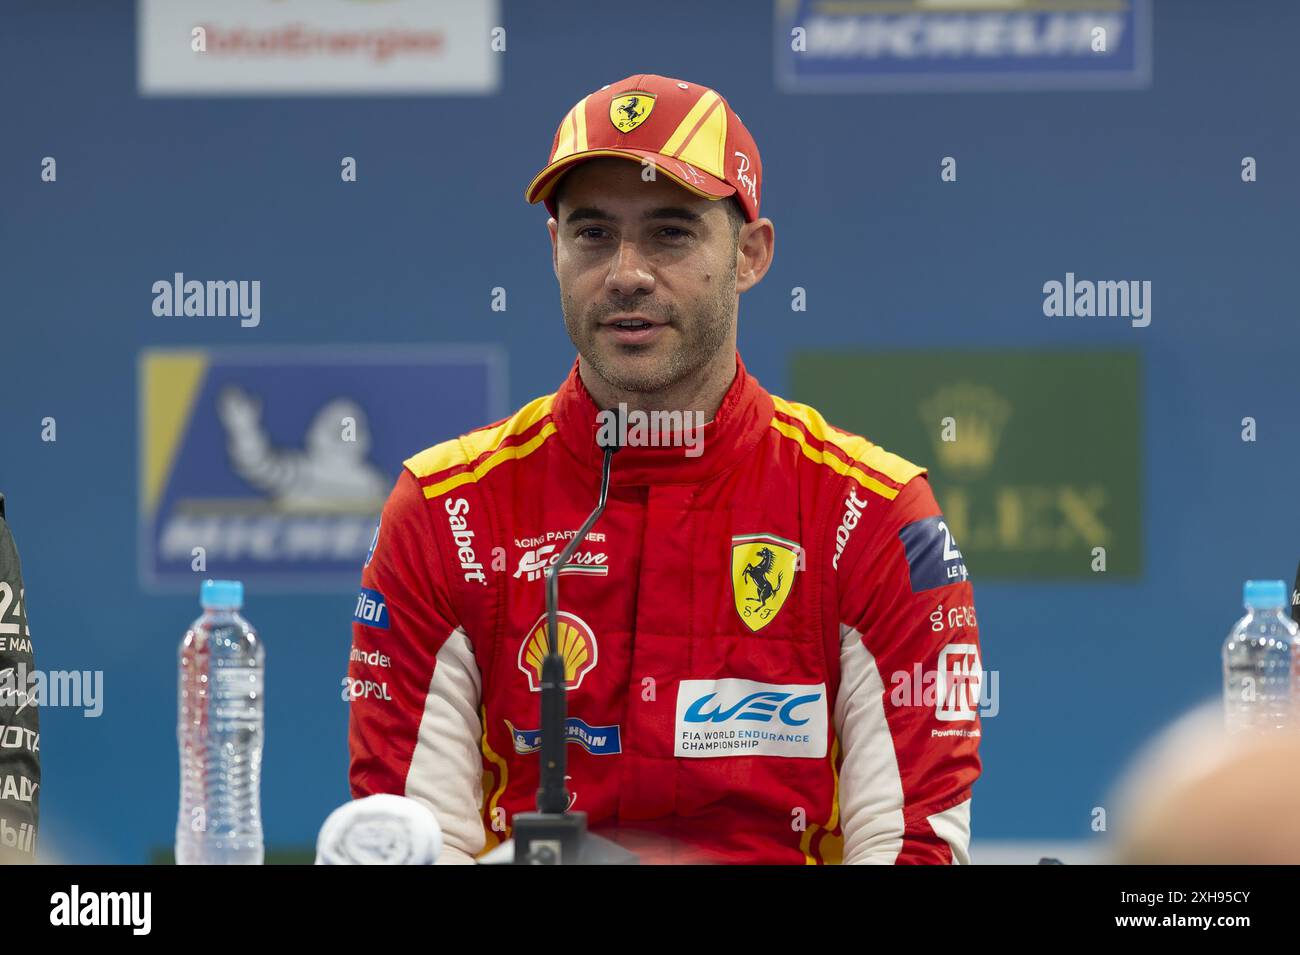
left=537, top=424, right=618, bottom=815
left=496, top=413, right=636, bottom=863
left=315, top=794, right=443, bottom=865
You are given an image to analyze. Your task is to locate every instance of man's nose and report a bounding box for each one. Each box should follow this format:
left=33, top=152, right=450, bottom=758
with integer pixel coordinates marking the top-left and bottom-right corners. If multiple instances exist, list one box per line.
left=604, top=239, right=655, bottom=297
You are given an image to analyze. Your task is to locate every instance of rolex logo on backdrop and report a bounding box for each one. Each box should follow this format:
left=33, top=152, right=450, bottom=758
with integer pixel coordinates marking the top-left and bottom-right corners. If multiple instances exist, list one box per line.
left=790, top=351, right=1143, bottom=578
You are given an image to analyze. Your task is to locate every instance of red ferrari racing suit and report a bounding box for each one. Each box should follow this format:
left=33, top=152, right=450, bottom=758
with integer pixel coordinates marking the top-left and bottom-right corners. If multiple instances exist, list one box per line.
left=348, top=353, right=983, bottom=864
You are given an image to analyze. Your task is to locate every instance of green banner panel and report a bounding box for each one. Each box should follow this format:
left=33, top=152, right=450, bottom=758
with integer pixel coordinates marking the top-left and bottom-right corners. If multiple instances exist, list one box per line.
left=790, top=351, right=1142, bottom=579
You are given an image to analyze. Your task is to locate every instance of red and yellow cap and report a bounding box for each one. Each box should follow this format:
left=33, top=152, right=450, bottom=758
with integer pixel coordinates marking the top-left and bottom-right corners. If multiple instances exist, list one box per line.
left=525, top=73, right=763, bottom=222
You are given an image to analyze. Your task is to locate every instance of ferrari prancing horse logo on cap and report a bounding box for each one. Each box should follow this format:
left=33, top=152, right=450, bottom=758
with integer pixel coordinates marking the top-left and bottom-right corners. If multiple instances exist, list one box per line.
left=732, top=533, right=800, bottom=633
left=610, top=92, right=655, bottom=133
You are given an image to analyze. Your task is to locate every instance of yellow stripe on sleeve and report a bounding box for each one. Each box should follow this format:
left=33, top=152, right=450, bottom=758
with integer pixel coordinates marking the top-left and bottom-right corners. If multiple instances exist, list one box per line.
left=404, top=394, right=557, bottom=498
left=770, top=395, right=926, bottom=499
left=421, top=422, right=557, bottom=500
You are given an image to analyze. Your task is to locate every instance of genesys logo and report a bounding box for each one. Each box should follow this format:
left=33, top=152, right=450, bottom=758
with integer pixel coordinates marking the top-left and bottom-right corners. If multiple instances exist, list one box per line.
left=674, top=679, right=828, bottom=759
left=353, top=587, right=389, bottom=630
left=512, top=545, right=609, bottom=582
left=341, top=676, right=391, bottom=702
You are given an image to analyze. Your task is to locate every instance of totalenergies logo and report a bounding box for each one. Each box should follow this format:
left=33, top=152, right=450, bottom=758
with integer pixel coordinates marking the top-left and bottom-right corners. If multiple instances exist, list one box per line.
left=517, top=612, right=598, bottom=693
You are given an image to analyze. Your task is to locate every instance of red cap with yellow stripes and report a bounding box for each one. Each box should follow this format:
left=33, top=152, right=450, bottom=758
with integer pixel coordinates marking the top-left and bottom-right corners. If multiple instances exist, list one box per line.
left=524, top=74, right=762, bottom=222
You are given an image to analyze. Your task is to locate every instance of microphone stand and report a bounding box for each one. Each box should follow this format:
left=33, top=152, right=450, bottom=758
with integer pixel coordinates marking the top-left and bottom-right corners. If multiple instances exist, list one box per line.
left=508, top=442, right=637, bottom=864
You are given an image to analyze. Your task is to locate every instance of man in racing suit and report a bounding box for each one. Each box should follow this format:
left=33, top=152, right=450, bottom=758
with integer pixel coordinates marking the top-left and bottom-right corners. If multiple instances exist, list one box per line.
left=0, top=494, right=39, bottom=862
left=348, top=74, right=982, bottom=865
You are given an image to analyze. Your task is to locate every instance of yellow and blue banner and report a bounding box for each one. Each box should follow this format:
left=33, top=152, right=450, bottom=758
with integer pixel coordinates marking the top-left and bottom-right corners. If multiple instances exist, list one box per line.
left=138, top=346, right=504, bottom=591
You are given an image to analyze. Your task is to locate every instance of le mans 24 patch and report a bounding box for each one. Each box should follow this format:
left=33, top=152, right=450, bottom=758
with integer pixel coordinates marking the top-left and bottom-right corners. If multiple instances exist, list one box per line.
left=898, top=516, right=970, bottom=593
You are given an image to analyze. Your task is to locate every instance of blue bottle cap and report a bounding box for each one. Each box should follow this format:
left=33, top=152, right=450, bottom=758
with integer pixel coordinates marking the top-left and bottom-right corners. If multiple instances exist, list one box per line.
left=200, top=579, right=244, bottom=610
left=1243, top=579, right=1286, bottom=610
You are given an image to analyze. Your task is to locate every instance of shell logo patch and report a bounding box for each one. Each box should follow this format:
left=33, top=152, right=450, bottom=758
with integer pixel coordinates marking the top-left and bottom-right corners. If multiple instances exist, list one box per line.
left=731, top=533, right=800, bottom=633
left=609, top=92, right=655, bottom=133
left=517, top=611, right=598, bottom=692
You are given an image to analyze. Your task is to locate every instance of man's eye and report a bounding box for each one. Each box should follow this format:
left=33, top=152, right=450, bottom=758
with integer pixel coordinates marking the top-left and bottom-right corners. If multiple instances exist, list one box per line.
left=658, top=227, right=690, bottom=240
left=576, top=227, right=608, bottom=240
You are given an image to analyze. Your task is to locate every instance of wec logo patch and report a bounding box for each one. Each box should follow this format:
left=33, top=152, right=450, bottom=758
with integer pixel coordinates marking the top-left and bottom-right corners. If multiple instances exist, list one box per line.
left=674, top=679, right=827, bottom=759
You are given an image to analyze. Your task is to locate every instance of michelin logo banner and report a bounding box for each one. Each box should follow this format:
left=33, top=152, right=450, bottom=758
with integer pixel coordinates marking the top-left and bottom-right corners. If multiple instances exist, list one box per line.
left=138, top=347, right=503, bottom=591
left=776, top=0, right=1152, bottom=93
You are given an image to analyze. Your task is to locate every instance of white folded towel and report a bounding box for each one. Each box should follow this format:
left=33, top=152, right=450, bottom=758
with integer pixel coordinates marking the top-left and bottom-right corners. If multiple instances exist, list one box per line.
left=315, top=794, right=444, bottom=865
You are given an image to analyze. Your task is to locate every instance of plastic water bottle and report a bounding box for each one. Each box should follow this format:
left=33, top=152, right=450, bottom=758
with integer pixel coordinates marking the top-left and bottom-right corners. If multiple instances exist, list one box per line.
left=1222, top=580, right=1299, bottom=736
left=176, top=580, right=266, bottom=864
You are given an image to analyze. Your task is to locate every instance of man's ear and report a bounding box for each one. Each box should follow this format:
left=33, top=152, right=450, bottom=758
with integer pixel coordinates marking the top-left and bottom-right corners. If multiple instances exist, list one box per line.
left=547, top=217, right=560, bottom=278
left=735, top=217, right=775, bottom=294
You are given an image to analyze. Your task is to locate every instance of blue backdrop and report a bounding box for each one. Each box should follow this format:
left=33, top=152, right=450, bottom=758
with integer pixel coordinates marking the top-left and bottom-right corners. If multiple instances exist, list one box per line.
left=1, top=0, right=1296, bottom=861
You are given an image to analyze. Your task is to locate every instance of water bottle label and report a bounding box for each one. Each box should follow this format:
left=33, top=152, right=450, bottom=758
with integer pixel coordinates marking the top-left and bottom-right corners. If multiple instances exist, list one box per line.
left=214, top=667, right=262, bottom=691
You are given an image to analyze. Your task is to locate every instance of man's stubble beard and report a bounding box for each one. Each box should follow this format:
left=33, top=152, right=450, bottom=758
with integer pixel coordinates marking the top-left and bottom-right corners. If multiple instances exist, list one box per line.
left=561, top=272, right=736, bottom=398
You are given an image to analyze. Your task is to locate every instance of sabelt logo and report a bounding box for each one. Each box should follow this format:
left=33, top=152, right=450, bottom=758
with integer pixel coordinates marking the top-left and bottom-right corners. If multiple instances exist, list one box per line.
left=445, top=498, right=487, bottom=585
left=832, top=489, right=870, bottom=571
left=341, top=676, right=391, bottom=702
